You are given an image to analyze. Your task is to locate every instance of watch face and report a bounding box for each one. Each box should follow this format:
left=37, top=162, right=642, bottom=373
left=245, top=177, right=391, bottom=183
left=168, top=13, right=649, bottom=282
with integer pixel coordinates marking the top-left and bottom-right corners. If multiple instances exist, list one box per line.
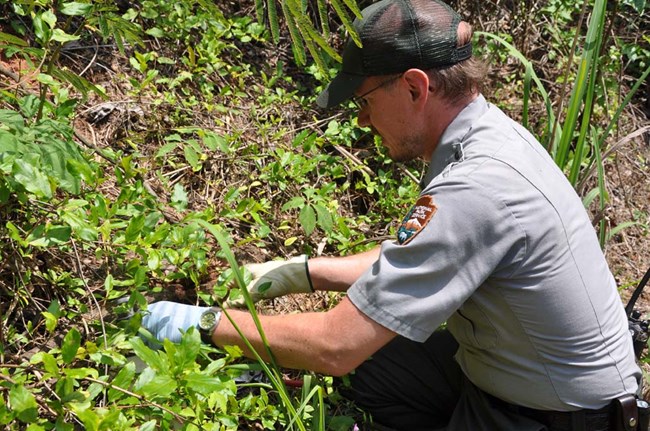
left=200, top=311, right=217, bottom=330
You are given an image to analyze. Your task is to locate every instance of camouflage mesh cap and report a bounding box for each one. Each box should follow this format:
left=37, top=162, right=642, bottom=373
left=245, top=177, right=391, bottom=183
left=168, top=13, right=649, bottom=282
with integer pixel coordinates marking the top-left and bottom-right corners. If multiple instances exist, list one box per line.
left=316, top=0, right=472, bottom=108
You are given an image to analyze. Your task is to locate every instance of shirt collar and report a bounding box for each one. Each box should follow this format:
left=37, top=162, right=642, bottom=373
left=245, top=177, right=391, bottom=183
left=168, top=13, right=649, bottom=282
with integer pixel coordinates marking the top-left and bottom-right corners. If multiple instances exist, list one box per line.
left=419, top=94, right=490, bottom=189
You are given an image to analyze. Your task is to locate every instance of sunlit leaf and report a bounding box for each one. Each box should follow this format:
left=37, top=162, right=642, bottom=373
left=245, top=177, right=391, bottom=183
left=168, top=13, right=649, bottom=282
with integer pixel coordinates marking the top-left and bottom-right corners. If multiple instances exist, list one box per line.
left=134, top=367, right=177, bottom=399
left=9, top=385, right=38, bottom=423
left=51, top=29, right=80, bottom=43
left=60, top=2, right=93, bottom=16
left=61, top=328, right=81, bottom=364
left=13, top=158, right=52, bottom=199
left=299, top=204, right=316, bottom=235
left=129, top=337, right=165, bottom=371
left=108, top=362, right=136, bottom=402
left=183, top=373, right=232, bottom=396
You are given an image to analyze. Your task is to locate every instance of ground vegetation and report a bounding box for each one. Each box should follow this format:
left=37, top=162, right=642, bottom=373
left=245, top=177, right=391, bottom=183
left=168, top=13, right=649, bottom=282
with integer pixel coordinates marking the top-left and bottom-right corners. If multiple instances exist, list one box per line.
left=0, top=0, right=648, bottom=429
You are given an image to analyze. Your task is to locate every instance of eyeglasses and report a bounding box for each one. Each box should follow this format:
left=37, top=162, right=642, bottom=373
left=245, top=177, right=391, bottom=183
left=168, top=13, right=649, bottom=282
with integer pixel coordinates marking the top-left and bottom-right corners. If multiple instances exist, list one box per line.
left=352, top=74, right=403, bottom=109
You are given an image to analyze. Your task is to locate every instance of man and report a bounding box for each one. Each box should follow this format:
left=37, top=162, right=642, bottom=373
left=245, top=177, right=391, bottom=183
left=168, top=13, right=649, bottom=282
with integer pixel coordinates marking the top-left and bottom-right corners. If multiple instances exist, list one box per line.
left=142, top=0, right=642, bottom=429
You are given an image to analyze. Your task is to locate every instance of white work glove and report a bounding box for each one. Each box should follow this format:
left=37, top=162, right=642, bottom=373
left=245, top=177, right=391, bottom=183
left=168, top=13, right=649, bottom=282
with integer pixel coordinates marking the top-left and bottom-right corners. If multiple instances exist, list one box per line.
left=226, top=255, right=314, bottom=307
left=141, top=301, right=209, bottom=344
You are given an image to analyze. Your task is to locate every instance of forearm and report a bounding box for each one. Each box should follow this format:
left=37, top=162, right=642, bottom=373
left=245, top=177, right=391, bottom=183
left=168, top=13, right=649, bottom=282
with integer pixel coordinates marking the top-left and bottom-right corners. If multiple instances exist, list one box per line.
left=308, top=246, right=380, bottom=292
left=212, top=297, right=394, bottom=376
left=214, top=309, right=329, bottom=372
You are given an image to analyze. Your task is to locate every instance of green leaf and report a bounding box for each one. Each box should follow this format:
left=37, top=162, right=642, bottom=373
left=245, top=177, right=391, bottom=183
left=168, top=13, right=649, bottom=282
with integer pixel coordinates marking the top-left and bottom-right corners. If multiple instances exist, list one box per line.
left=313, top=203, right=333, bottom=233
left=0, top=391, right=11, bottom=425
left=32, top=14, right=49, bottom=44
left=125, top=214, right=145, bottom=242
left=50, top=67, right=105, bottom=99
left=155, top=141, right=178, bottom=158
left=61, top=210, right=98, bottom=242
left=18, top=95, right=39, bottom=119
left=0, top=32, right=28, bottom=46
left=51, top=29, right=80, bottom=43
left=147, top=249, right=161, bottom=270
left=61, top=328, right=81, bottom=364
left=299, top=204, right=316, bottom=235
left=64, top=367, right=99, bottom=379
left=267, top=0, right=281, bottom=43
left=12, top=158, right=52, bottom=199
left=633, top=0, right=646, bottom=13
left=33, top=139, right=81, bottom=194
left=183, top=373, right=230, bottom=396
left=606, top=221, right=640, bottom=242
left=9, top=385, right=38, bottom=423
left=5, top=221, right=26, bottom=246
left=171, top=183, right=188, bottom=211
left=134, top=367, right=177, bottom=399
left=41, top=10, right=57, bottom=29
left=69, top=401, right=99, bottom=431
left=26, top=224, right=48, bottom=247
left=42, top=312, right=59, bottom=333
left=36, top=73, right=56, bottom=86
left=281, top=196, right=305, bottom=211
left=145, top=27, right=165, bottom=38
left=108, top=361, right=135, bottom=402
left=30, top=351, right=59, bottom=376
left=129, top=337, right=164, bottom=370
left=140, top=420, right=157, bottom=431
left=60, top=2, right=93, bottom=16
left=0, top=109, right=25, bottom=130
left=202, top=131, right=230, bottom=153
left=0, top=131, right=19, bottom=158
left=48, top=299, right=62, bottom=318
left=46, top=225, right=72, bottom=244
left=176, top=327, right=202, bottom=367
left=183, top=145, right=200, bottom=170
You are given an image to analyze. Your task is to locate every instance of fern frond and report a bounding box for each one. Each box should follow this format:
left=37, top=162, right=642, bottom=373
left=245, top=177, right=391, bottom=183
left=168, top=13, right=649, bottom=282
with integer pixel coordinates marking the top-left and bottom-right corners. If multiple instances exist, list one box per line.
left=316, top=0, right=330, bottom=37
left=304, top=36, right=329, bottom=75
left=254, top=0, right=265, bottom=24
left=340, top=0, right=363, bottom=18
left=267, top=0, right=281, bottom=44
left=330, top=0, right=361, bottom=47
left=281, top=0, right=306, bottom=65
left=285, top=0, right=339, bottom=60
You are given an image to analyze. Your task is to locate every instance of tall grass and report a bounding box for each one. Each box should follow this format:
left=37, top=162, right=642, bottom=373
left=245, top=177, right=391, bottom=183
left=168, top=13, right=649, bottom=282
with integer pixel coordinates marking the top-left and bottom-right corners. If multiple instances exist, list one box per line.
left=196, top=219, right=326, bottom=431
left=477, top=0, right=650, bottom=247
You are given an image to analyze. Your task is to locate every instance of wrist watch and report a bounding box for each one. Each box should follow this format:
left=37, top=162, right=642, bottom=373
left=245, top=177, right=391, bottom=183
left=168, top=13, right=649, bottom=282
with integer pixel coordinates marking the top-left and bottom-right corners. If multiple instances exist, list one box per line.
left=198, top=307, right=222, bottom=344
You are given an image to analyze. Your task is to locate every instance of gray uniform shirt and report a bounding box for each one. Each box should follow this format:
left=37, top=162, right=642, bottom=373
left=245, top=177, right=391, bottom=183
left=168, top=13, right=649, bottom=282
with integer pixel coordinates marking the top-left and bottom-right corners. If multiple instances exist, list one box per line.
left=347, top=95, right=640, bottom=411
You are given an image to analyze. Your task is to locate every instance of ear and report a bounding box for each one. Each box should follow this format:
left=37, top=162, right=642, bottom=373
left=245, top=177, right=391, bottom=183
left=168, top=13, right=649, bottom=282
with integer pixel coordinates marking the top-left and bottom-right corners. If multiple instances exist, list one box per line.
left=402, top=69, right=430, bottom=106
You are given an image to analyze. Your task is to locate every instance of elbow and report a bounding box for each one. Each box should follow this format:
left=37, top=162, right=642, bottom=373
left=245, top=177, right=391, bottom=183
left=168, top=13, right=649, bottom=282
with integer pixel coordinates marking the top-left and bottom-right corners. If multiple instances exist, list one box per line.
left=321, top=360, right=354, bottom=377
left=317, top=343, right=366, bottom=377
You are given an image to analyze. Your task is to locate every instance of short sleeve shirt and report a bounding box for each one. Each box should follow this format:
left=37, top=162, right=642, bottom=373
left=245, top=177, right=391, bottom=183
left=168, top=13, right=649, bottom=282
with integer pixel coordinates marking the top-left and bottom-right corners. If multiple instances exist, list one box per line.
left=347, top=95, right=640, bottom=410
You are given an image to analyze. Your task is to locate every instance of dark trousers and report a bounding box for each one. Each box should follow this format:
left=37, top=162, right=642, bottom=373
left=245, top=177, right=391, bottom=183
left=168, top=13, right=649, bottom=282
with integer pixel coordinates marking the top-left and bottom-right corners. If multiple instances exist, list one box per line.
left=344, top=330, right=463, bottom=430
left=343, top=330, right=609, bottom=431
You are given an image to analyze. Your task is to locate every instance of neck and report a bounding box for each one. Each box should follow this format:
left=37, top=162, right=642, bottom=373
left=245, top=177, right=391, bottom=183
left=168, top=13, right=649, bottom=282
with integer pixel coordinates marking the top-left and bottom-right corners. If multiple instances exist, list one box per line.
left=422, top=92, right=478, bottom=161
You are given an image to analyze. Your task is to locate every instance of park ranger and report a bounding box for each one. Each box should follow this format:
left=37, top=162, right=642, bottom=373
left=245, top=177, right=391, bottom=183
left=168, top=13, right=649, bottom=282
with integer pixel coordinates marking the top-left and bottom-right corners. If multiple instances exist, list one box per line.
left=142, top=0, right=644, bottom=429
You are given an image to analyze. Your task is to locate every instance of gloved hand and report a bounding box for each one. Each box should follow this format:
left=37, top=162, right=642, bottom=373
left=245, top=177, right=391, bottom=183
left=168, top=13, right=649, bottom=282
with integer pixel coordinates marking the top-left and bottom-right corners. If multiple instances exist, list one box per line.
left=226, top=255, right=314, bottom=307
left=141, top=301, right=209, bottom=344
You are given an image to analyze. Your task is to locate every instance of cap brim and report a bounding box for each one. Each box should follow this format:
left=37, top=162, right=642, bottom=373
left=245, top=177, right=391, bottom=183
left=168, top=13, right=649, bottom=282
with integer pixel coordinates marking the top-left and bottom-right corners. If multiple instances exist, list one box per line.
left=316, top=73, right=366, bottom=109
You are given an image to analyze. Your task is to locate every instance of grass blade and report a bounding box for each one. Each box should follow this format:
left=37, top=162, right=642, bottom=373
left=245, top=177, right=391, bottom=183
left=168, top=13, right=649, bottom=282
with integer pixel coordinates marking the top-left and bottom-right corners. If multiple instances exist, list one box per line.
left=194, top=219, right=307, bottom=431
left=554, top=0, right=606, bottom=170
left=476, top=31, right=555, bottom=145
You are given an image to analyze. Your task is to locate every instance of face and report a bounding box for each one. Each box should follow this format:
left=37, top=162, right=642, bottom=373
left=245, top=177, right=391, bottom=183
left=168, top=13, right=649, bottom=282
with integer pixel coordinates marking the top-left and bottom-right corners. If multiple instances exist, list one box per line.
left=354, top=75, right=427, bottom=163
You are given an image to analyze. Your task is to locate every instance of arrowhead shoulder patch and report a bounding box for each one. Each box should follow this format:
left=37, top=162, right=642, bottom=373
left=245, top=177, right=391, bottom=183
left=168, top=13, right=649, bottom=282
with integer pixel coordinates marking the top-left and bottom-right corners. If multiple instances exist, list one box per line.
left=397, top=195, right=437, bottom=245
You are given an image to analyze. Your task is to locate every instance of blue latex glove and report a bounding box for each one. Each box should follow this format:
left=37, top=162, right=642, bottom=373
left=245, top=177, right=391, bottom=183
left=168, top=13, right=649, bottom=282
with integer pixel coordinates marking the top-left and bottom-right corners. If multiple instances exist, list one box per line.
left=141, top=301, right=209, bottom=344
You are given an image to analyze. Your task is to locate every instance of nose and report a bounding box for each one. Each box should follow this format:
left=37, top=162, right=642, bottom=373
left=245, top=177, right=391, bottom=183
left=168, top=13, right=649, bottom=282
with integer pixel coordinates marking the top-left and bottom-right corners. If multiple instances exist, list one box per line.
left=357, top=106, right=370, bottom=128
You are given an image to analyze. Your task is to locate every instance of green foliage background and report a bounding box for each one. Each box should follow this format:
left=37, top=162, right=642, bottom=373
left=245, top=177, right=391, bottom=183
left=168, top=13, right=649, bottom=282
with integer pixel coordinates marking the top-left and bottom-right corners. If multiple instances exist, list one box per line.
left=0, top=0, right=648, bottom=429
